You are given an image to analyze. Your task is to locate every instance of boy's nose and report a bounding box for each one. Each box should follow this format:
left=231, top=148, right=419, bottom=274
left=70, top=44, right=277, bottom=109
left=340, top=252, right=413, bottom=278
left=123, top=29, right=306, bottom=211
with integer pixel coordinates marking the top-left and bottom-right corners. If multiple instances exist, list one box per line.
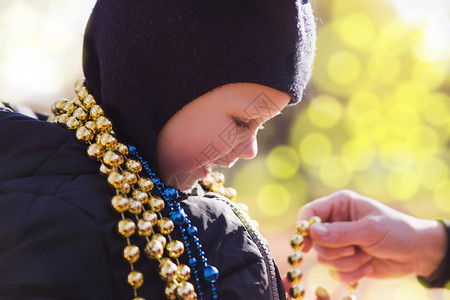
left=233, top=138, right=258, bottom=160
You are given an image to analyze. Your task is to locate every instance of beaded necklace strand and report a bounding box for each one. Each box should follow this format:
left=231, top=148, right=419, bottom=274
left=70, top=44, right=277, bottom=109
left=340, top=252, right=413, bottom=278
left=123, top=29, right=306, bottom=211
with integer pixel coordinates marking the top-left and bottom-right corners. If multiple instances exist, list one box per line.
left=49, top=79, right=218, bottom=300
left=287, top=217, right=359, bottom=300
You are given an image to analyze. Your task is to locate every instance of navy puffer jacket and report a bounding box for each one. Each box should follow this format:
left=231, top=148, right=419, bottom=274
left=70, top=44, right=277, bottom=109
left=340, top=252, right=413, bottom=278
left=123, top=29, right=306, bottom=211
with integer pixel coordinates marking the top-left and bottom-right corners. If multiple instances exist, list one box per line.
left=0, top=109, right=285, bottom=300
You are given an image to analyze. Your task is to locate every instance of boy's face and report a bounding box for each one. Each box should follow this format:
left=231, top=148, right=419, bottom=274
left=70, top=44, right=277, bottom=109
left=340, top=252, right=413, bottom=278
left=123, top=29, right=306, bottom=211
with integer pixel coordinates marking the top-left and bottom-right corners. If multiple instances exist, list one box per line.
left=156, top=82, right=291, bottom=190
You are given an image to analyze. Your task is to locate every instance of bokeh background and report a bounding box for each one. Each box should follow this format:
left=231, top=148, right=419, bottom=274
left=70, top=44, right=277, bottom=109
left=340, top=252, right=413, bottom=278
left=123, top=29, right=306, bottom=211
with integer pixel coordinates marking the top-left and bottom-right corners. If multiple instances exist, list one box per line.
left=1, top=0, right=449, bottom=299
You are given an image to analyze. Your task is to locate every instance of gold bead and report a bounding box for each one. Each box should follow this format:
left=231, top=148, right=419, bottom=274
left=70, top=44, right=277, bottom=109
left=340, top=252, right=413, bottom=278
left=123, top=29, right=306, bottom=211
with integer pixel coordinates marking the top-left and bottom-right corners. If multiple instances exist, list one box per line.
left=342, top=296, right=357, bottom=300
left=149, top=196, right=165, bottom=212
left=119, top=182, right=131, bottom=194
left=133, top=298, right=145, bottom=300
left=159, top=260, right=178, bottom=282
left=223, top=187, right=237, bottom=201
left=77, top=86, right=89, bottom=100
left=123, top=245, right=140, bottom=263
left=176, top=282, right=196, bottom=299
left=158, top=218, right=174, bottom=235
left=57, top=114, right=69, bottom=126
left=127, top=271, right=144, bottom=289
left=144, top=239, right=164, bottom=259
left=118, top=218, right=136, bottom=238
left=65, top=116, right=81, bottom=130
left=287, top=267, right=303, bottom=283
left=75, top=126, right=94, bottom=143
left=74, top=79, right=85, bottom=92
left=116, top=143, right=129, bottom=155
left=345, top=282, right=358, bottom=291
left=166, top=240, right=184, bottom=258
left=289, top=283, right=305, bottom=299
left=103, top=151, right=124, bottom=168
left=165, top=281, right=178, bottom=300
left=107, top=171, right=125, bottom=189
left=137, top=219, right=153, bottom=236
left=51, top=99, right=68, bottom=115
left=98, top=133, right=118, bottom=150
left=63, top=101, right=76, bottom=115
left=287, top=250, right=303, bottom=266
left=84, top=120, right=97, bottom=133
left=83, top=94, right=96, bottom=109
left=309, top=216, right=322, bottom=225
left=99, top=164, right=112, bottom=176
left=290, top=234, right=305, bottom=251
left=152, top=233, right=167, bottom=248
left=111, top=195, right=129, bottom=213
left=210, top=182, right=225, bottom=194
left=237, top=203, right=249, bottom=212
left=211, top=172, right=225, bottom=185
left=200, top=175, right=215, bottom=189
left=295, top=220, right=310, bottom=237
left=177, top=264, right=191, bottom=282
left=126, top=159, right=142, bottom=173
left=73, top=107, right=88, bottom=121
left=71, top=96, right=83, bottom=108
left=87, top=143, right=105, bottom=160
left=138, top=177, right=154, bottom=192
left=90, top=105, right=104, bottom=120
left=129, top=200, right=143, bottom=215
left=142, top=211, right=158, bottom=226
left=123, top=171, right=138, bottom=185
left=96, top=116, right=113, bottom=133
left=132, top=189, right=149, bottom=204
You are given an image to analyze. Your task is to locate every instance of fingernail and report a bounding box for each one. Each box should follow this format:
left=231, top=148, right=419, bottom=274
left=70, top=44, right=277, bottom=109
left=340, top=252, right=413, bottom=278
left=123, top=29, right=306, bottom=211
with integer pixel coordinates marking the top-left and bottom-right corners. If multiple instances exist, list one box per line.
left=313, top=224, right=329, bottom=237
left=362, top=264, right=374, bottom=274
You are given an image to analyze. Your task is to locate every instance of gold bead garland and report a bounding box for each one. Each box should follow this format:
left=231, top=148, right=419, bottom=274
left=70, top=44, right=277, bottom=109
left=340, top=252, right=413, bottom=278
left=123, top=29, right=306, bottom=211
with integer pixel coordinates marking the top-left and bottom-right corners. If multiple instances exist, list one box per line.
left=49, top=79, right=197, bottom=300
left=286, top=217, right=359, bottom=300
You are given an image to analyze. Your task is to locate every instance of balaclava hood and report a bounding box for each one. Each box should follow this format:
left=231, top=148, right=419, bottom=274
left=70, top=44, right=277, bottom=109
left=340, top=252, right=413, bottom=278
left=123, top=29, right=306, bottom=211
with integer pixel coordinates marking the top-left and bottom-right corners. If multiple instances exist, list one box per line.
left=82, top=0, right=316, bottom=172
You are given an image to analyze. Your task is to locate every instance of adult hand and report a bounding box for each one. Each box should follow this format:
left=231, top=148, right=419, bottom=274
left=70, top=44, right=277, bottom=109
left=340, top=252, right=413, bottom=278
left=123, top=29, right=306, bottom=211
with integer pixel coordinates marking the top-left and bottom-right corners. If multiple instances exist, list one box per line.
left=298, top=190, right=447, bottom=283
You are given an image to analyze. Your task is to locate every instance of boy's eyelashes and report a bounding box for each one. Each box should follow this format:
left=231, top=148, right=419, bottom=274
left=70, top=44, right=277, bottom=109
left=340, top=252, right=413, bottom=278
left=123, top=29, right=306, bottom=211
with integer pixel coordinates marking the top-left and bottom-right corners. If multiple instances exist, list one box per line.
left=232, top=116, right=265, bottom=131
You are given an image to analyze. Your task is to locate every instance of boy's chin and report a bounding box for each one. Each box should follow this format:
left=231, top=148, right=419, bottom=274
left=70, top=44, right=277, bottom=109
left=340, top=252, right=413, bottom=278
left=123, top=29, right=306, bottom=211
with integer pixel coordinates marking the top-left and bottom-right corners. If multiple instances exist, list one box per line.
left=166, top=174, right=198, bottom=191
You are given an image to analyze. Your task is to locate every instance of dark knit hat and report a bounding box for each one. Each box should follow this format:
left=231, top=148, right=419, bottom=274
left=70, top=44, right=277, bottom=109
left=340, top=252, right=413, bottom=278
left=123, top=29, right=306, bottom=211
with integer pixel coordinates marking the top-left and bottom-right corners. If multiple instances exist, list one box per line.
left=82, top=0, right=316, bottom=171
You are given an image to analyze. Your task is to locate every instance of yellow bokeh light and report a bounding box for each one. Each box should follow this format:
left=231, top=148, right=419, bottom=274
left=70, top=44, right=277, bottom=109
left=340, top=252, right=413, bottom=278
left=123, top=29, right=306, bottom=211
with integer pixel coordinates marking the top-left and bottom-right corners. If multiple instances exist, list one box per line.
left=376, top=22, right=417, bottom=56
left=306, top=264, right=339, bottom=295
left=341, top=138, right=375, bottom=171
left=257, top=184, right=291, bottom=217
left=367, top=52, right=401, bottom=84
left=320, top=156, right=352, bottom=188
left=394, top=278, right=432, bottom=300
left=422, top=93, right=450, bottom=127
left=299, top=133, right=333, bottom=166
left=380, top=140, right=414, bottom=171
left=406, top=126, right=440, bottom=158
left=266, top=146, right=299, bottom=179
left=307, top=95, right=343, bottom=128
left=346, top=90, right=381, bottom=122
left=418, top=157, right=449, bottom=190
left=336, top=13, right=375, bottom=50
left=413, top=61, right=447, bottom=91
left=327, top=51, right=361, bottom=85
left=434, top=181, right=450, bottom=214
left=386, top=170, right=420, bottom=200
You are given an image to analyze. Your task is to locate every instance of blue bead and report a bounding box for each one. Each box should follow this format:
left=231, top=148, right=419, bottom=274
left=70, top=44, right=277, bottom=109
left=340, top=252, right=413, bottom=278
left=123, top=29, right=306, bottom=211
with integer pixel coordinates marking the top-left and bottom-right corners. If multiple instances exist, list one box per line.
left=189, top=257, right=197, bottom=267
left=169, top=209, right=185, bottom=225
left=187, top=226, right=198, bottom=236
left=152, top=177, right=160, bottom=186
left=199, top=251, right=205, bottom=257
left=185, top=242, right=190, bottom=247
left=163, top=186, right=178, bottom=200
left=128, top=145, right=136, bottom=152
left=203, top=265, right=219, bottom=283
left=194, top=237, right=199, bottom=243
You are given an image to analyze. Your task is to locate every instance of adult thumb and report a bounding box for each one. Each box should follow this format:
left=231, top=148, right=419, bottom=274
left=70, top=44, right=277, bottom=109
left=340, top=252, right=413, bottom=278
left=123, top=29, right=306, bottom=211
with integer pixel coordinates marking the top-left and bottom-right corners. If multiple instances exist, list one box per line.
left=309, top=220, right=373, bottom=248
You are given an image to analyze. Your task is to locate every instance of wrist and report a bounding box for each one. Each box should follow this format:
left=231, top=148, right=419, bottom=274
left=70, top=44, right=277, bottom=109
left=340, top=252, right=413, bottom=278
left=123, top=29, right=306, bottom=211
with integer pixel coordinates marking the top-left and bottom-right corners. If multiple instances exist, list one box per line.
left=414, top=219, right=448, bottom=278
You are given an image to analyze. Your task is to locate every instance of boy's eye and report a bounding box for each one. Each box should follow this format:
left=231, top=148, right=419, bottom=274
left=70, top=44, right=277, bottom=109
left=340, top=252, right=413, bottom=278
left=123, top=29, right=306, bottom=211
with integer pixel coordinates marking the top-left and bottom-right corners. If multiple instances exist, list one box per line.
left=232, top=116, right=251, bottom=129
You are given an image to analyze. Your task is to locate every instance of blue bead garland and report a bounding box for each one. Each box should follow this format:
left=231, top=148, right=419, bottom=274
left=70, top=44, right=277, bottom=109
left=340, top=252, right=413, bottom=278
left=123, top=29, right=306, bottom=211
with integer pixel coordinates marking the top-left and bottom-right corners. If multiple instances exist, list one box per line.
left=128, top=145, right=219, bottom=299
